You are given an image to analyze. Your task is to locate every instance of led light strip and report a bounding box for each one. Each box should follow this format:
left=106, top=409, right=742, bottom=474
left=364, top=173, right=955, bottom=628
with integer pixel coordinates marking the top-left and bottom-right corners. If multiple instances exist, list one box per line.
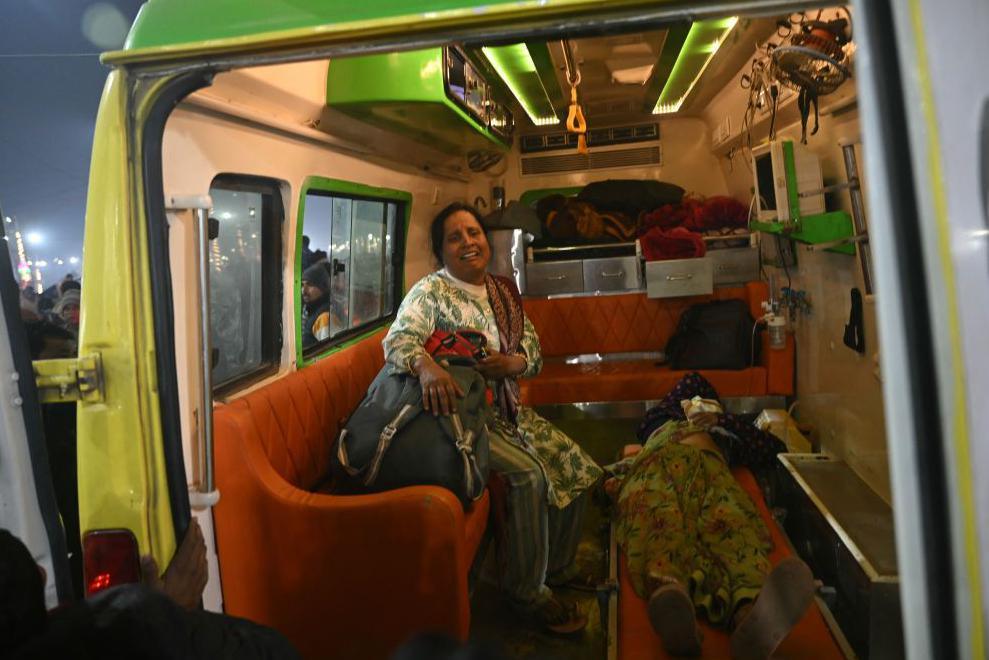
left=653, top=16, right=738, bottom=115
left=482, top=44, right=558, bottom=126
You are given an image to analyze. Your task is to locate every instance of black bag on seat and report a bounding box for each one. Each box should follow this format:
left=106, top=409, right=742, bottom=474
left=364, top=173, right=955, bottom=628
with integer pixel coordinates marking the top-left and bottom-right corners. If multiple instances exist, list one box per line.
left=329, top=358, right=490, bottom=507
left=665, top=300, right=760, bottom=370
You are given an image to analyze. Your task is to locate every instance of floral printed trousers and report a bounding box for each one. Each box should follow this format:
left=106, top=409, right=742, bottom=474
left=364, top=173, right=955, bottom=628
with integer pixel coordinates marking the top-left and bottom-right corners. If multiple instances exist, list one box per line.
left=615, top=424, right=772, bottom=626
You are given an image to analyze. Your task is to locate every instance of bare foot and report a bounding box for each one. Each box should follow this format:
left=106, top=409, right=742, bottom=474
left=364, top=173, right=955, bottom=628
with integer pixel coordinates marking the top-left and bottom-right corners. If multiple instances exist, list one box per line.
left=647, top=582, right=702, bottom=657
left=730, top=557, right=815, bottom=660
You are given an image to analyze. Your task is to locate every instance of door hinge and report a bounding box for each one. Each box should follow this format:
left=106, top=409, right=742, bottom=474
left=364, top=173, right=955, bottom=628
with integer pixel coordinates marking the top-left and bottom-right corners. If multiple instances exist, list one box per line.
left=33, top=353, right=105, bottom=404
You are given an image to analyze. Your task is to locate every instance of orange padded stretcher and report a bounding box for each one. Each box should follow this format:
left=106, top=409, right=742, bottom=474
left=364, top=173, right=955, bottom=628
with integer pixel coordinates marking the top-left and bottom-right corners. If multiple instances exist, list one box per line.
left=617, top=446, right=844, bottom=659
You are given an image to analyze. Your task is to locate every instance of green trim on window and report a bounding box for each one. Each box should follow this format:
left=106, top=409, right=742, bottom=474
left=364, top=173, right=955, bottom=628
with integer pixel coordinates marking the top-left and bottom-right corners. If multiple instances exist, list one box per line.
left=294, top=176, right=412, bottom=368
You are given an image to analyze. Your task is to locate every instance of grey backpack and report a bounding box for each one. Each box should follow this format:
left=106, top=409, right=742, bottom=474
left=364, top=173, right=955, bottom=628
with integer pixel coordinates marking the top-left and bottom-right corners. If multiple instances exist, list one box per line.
left=329, top=359, right=491, bottom=507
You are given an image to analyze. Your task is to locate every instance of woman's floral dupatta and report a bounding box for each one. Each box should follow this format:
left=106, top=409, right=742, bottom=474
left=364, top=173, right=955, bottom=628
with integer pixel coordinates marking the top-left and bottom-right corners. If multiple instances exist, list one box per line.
left=484, top=274, right=525, bottom=423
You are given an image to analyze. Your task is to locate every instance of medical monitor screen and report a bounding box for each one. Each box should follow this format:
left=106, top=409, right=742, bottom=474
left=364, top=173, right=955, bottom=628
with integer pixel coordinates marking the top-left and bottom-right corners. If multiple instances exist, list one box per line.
left=755, top=152, right=776, bottom=213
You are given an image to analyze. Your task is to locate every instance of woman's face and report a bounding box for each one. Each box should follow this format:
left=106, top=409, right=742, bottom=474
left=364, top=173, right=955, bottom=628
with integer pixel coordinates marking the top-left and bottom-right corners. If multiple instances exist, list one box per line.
left=441, top=210, right=490, bottom=284
left=61, top=303, right=80, bottom=326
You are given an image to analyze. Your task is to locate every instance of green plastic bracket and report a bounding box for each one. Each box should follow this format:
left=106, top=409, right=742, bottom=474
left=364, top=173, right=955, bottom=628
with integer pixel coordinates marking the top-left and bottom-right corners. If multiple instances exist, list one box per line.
left=782, top=141, right=801, bottom=222
left=751, top=140, right=854, bottom=254
left=751, top=211, right=856, bottom=255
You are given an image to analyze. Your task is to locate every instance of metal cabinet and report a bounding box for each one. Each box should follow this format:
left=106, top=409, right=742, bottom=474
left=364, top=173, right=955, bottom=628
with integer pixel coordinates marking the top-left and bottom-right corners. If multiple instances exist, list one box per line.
left=582, top=256, right=641, bottom=292
left=525, top=260, right=583, bottom=296
left=645, top=258, right=714, bottom=298
left=710, top=247, right=760, bottom=285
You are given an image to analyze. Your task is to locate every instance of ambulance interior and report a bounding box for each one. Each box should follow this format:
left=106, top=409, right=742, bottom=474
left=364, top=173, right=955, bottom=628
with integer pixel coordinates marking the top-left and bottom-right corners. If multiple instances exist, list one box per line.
left=160, top=6, right=898, bottom=658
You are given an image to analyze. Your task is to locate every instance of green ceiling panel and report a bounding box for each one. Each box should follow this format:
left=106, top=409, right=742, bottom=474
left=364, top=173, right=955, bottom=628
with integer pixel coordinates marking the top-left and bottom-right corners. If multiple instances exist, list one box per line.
left=524, top=41, right=567, bottom=117
left=653, top=16, right=737, bottom=114
left=481, top=44, right=558, bottom=126
left=642, top=21, right=690, bottom=113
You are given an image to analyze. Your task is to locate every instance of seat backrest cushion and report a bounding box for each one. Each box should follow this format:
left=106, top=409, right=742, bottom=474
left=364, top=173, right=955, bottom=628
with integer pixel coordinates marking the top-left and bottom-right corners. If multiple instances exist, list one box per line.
left=230, top=328, right=387, bottom=490
left=523, top=282, right=767, bottom=357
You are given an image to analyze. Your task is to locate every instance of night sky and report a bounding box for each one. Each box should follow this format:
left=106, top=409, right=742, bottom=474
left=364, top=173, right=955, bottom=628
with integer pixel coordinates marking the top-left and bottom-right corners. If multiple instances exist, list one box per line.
left=1, top=0, right=145, bottom=285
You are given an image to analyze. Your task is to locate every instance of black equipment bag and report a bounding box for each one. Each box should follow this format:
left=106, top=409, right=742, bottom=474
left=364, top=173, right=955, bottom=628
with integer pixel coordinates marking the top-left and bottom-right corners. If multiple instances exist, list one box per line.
left=329, top=358, right=490, bottom=507
left=576, top=179, right=685, bottom=218
left=665, top=300, right=760, bottom=370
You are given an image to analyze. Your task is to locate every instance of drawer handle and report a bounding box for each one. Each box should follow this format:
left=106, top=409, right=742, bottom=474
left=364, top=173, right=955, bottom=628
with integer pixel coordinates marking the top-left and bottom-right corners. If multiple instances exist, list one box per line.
left=599, top=270, right=624, bottom=278
left=546, top=275, right=568, bottom=281
left=666, top=274, right=694, bottom=281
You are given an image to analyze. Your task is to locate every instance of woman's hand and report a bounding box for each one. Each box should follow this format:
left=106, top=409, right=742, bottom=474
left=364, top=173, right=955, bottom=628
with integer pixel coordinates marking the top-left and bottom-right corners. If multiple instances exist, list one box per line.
left=688, top=411, right=720, bottom=430
left=475, top=352, right=527, bottom=380
left=415, top=354, right=464, bottom=416
left=140, top=518, right=207, bottom=610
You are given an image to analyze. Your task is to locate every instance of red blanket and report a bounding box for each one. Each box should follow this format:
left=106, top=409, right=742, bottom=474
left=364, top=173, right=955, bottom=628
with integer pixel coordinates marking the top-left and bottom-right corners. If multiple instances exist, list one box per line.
left=641, top=196, right=748, bottom=233
left=640, top=226, right=706, bottom=261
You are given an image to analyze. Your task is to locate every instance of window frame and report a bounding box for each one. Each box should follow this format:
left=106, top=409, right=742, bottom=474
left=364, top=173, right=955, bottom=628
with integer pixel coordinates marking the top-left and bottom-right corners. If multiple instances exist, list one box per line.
left=208, top=173, right=285, bottom=396
left=296, top=176, right=411, bottom=366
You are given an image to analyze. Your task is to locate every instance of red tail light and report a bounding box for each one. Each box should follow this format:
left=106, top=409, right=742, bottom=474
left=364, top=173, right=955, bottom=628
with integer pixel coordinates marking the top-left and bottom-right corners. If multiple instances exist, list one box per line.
left=83, top=529, right=141, bottom=595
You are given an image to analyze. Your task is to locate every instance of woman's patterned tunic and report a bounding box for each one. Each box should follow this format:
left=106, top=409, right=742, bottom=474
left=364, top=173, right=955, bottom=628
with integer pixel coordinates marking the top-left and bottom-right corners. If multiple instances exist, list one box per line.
left=383, top=271, right=602, bottom=508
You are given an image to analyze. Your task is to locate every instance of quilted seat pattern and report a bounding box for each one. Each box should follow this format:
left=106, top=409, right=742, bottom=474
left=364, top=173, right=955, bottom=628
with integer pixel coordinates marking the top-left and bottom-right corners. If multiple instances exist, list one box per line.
left=212, top=328, right=490, bottom=660
left=519, top=283, right=794, bottom=403
left=523, top=284, right=764, bottom=357
left=237, top=329, right=385, bottom=490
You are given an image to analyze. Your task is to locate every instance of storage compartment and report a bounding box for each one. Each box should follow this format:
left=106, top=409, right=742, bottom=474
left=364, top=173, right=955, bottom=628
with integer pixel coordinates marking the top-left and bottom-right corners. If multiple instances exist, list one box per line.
left=525, top=260, right=583, bottom=296
left=326, top=47, right=512, bottom=155
left=582, top=256, right=642, bottom=292
left=710, top=246, right=760, bottom=285
left=645, top=258, right=713, bottom=298
left=776, top=454, right=903, bottom=660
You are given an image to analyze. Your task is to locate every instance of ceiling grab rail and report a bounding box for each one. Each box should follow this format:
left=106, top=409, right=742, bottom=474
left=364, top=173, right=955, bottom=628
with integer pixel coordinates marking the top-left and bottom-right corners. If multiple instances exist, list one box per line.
left=561, top=40, right=588, bottom=155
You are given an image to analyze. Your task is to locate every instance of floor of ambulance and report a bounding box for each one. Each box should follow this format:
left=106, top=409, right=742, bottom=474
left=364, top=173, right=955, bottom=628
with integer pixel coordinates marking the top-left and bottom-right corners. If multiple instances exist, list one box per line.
left=468, top=416, right=635, bottom=660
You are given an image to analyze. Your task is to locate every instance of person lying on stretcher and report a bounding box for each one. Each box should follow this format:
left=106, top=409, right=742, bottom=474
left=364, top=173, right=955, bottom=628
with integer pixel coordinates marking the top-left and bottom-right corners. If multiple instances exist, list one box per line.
left=605, top=373, right=815, bottom=659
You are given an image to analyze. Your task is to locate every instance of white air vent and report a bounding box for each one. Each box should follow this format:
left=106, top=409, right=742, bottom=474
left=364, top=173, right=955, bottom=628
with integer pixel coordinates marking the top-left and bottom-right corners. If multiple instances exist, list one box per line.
left=520, top=145, right=662, bottom=175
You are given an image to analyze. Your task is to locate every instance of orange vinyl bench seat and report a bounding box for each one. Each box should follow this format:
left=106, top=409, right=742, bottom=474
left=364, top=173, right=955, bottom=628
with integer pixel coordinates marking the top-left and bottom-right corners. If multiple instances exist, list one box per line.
left=520, top=282, right=794, bottom=406
left=615, top=444, right=843, bottom=659
left=212, top=328, right=489, bottom=660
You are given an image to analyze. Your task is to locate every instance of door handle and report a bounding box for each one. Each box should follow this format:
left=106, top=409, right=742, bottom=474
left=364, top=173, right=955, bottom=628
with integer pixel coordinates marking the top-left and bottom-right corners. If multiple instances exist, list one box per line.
left=600, top=271, right=624, bottom=278
left=546, top=274, right=568, bottom=281
left=666, top=274, right=694, bottom=281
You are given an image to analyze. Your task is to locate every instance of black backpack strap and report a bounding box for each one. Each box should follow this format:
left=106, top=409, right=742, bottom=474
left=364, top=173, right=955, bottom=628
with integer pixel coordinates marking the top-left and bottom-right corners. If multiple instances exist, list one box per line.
left=449, top=413, right=486, bottom=502
left=335, top=402, right=420, bottom=485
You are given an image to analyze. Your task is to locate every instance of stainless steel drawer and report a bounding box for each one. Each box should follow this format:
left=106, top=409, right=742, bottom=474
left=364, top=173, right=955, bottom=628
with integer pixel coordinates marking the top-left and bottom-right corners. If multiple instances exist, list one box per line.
left=710, top=247, right=760, bottom=285
left=645, top=258, right=713, bottom=298
left=525, top=260, right=584, bottom=296
left=582, top=256, right=642, bottom=292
